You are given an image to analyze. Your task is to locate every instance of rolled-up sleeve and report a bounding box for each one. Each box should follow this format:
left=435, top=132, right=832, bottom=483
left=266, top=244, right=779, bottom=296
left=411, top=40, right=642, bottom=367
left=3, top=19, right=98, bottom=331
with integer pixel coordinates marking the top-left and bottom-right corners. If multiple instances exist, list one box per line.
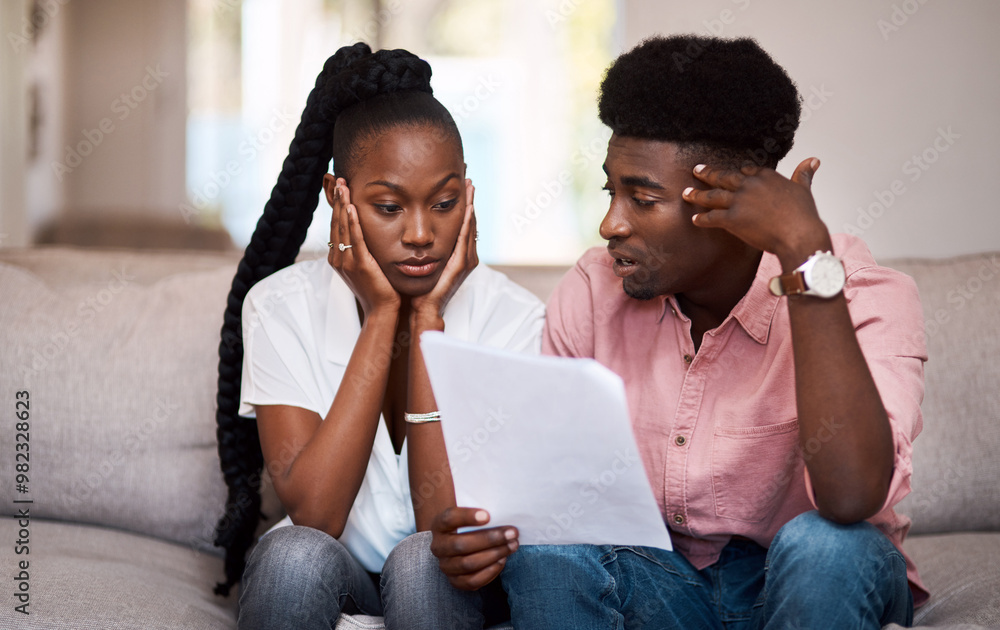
left=803, top=246, right=928, bottom=513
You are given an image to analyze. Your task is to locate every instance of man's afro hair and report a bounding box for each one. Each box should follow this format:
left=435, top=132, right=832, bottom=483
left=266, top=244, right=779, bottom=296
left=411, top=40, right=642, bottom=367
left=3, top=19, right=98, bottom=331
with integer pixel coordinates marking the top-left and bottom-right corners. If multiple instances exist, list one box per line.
left=599, top=35, right=802, bottom=167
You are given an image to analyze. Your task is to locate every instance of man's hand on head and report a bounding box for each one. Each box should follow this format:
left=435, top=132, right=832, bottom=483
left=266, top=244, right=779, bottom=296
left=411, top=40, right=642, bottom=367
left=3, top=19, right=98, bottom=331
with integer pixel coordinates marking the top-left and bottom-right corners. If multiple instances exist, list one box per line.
left=682, top=158, right=833, bottom=272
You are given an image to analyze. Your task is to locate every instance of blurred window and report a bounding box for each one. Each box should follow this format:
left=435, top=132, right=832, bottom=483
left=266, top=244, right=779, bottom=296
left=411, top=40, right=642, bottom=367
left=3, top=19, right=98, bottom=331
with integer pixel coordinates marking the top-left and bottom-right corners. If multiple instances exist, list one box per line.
left=186, top=0, right=615, bottom=264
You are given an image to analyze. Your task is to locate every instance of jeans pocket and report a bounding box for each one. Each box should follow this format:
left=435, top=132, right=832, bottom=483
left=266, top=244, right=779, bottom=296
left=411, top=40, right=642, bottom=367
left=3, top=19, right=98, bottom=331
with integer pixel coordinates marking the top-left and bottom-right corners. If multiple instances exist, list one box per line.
left=711, top=418, right=800, bottom=523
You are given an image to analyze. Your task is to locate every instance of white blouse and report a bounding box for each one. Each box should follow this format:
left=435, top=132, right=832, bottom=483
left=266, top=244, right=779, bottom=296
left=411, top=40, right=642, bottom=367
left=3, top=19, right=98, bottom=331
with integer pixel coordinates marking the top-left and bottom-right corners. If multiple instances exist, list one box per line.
left=240, top=258, right=545, bottom=572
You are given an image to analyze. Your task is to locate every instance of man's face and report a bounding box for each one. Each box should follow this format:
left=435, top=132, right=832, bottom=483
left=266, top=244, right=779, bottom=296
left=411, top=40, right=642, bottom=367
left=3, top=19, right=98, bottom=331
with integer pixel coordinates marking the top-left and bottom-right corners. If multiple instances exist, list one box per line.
left=600, top=134, right=753, bottom=301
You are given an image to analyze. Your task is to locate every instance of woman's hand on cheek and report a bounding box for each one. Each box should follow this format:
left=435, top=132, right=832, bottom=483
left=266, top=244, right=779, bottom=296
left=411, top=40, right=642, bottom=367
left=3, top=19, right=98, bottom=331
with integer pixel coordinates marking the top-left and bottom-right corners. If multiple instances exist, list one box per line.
left=411, top=179, right=479, bottom=327
left=328, top=178, right=401, bottom=317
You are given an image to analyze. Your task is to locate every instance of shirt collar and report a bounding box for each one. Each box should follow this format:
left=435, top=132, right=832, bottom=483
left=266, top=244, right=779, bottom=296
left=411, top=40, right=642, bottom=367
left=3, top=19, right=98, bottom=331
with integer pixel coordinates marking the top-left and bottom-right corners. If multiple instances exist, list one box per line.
left=730, top=252, right=783, bottom=344
left=659, top=252, right=783, bottom=344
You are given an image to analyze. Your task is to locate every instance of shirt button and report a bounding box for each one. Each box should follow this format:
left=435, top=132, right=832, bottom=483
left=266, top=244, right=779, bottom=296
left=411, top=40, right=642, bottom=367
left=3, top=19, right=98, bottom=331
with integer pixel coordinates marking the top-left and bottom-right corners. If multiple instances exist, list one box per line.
left=675, top=435, right=687, bottom=446
left=673, top=514, right=685, bottom=525
left=683, top=354, right=693, bottom=364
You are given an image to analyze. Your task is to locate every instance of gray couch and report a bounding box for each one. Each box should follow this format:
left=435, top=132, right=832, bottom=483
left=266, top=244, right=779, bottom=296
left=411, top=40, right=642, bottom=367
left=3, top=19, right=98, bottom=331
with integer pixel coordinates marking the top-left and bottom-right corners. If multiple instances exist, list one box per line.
left=0, top=246, right=997, bottom=629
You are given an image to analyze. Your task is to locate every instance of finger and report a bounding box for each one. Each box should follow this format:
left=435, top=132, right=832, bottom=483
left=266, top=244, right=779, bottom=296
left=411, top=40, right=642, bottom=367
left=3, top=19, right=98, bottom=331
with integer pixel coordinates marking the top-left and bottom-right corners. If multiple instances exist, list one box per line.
left=433, top=526, right=517, bottom=560
left=790, top=157, right=820, bottom=189
left=682, top=186, right=735, bottom=210
left=691, top=207, right=731, bottom=229
left=432, top=506, right=490, bottom=533
left=468, top=207, right=479, bottom=269
left=437, top=538, right=517, bottom=577
left=345, top=204, right=372, bottom=265
left=329, top=182, right=346, bottom=268
left=691, top=163, right=747, bottom=191
left=448, top=558, right=507, bottom=591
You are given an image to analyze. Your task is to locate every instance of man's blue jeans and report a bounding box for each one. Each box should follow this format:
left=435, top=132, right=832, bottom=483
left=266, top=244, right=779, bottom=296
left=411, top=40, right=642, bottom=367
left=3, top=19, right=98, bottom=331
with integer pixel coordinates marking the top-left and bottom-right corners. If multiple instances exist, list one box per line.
left=501, top=511, right=913, bottom=629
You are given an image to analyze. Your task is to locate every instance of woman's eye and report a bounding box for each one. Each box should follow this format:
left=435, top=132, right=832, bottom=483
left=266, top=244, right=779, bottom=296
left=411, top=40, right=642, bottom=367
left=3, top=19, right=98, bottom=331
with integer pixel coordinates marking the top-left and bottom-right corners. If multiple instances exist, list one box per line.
left=633, top=197, right=655, bottom=207
left=602, top=186, right=615, bottom=198
left=374, top=204, right=402, bottom=214
left=434, top=198, right=458, bottom=211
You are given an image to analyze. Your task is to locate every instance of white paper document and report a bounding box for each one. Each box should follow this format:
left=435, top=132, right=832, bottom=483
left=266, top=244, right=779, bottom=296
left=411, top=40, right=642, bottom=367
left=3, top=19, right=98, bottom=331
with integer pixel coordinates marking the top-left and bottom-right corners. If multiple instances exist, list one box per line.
left=420, top=332, right=672, bottom=551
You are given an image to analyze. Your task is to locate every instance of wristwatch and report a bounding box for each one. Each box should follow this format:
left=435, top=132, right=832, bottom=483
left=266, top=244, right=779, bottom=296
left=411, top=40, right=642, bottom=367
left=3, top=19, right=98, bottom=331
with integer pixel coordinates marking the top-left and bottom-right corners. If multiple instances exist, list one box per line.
left=768, top=250, right=846, bottom=299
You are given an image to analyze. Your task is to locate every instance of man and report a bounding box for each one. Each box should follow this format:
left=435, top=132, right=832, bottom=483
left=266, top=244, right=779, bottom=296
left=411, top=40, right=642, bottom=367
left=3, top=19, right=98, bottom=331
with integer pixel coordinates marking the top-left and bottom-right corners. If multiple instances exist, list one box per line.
left=431, top=35, right=927, bottom=628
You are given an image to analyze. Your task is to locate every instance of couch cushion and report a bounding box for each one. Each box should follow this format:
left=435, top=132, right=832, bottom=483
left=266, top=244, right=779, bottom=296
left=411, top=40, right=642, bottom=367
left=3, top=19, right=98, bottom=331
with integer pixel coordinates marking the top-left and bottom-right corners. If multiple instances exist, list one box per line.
left=0, top=248, right=239, bottom=554
left=902, top=532, right=1000, bottom=628
left=0, top=517, right=237, bottom=629
left=886, top=253, right=1000, bottom=534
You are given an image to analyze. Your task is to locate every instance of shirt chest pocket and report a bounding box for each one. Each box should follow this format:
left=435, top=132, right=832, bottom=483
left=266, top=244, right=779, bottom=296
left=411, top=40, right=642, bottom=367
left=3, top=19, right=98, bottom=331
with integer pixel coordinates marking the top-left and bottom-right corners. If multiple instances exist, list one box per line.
left=711, top=418, right=801, bottom=523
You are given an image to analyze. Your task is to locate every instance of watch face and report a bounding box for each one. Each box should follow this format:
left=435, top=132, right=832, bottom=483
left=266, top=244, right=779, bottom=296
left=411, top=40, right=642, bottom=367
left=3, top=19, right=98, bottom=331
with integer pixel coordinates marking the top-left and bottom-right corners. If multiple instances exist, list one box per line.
left=806, top=254, right=846, bottom=298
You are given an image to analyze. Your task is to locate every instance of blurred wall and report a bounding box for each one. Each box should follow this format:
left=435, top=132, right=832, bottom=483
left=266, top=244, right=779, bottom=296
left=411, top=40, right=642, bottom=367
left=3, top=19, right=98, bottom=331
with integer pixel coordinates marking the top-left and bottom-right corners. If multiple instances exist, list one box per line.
left=622, top=0, right=1000, bottom=259
left=59, top=0, right=187, bottom=218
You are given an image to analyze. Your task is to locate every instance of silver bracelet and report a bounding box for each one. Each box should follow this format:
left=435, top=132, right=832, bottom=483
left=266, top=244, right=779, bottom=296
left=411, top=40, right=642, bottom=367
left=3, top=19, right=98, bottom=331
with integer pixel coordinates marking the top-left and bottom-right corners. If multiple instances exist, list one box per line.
left=404, top=411, right=441, bottom=424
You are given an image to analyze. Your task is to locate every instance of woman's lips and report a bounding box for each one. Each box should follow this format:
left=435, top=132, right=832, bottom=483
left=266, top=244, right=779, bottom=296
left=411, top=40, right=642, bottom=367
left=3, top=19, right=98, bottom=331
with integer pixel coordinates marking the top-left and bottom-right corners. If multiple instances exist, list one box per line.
left=395, top=260, right=440, bottom=277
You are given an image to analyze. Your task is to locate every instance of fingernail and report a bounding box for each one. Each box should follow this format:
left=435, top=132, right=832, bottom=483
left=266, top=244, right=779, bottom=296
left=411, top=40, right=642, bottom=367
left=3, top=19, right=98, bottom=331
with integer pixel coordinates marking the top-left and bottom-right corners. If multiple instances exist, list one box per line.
left=683, top=187, right=695, bottom=197
left=475, top=510, right=489, bottom=524
left=508, top=541, right=518, bottom=552
left=694, top=164, right=706, bottom=173
left=504, top=528, right=516, bottom=540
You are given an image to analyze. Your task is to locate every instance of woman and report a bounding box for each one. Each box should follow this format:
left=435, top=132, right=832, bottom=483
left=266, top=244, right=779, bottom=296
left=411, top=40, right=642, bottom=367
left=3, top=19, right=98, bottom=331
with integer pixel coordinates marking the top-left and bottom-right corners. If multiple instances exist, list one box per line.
left=213, top=43, right=543, bottom=629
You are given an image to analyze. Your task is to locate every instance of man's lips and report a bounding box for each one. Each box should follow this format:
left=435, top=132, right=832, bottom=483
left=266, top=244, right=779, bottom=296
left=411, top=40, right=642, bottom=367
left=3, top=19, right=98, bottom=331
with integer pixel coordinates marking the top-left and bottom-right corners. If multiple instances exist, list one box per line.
left=395, top=258, right=440, bottom=277
left=608, top=248, right=640, bottom=278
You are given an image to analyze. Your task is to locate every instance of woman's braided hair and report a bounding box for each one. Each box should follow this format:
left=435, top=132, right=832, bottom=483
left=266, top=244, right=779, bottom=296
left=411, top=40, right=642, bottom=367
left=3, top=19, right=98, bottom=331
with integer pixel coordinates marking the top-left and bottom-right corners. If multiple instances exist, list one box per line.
left=213, top=42, right=460, bottom=596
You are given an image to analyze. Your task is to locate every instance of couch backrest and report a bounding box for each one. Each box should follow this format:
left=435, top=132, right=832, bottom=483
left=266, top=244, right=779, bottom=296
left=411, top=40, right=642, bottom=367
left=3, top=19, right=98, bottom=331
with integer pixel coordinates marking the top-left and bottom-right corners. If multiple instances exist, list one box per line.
left=0, top=247, right=243, bottom=555
left=885, top=253, right=1000, bottom=534
left=2, top=246, right=997, bottom=551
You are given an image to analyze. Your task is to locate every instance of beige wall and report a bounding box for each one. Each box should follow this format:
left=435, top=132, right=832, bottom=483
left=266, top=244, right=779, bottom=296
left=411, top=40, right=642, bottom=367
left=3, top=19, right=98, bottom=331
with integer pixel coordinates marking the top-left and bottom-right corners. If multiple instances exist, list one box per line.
left=0, top=0, right=188, bottom=247
left=0, top=0, right=29, bottom=247
left=622, top=0, right=1000, bottom=259
left=60, top=0, right=187, bottom=218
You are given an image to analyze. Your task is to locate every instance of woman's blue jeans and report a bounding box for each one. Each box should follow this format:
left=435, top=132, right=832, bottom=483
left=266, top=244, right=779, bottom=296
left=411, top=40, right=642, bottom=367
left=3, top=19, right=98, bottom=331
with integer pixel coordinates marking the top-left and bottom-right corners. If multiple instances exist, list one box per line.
left=237, top=526, right=502, bottom=630
left=500, top=511, right=914, bottom=629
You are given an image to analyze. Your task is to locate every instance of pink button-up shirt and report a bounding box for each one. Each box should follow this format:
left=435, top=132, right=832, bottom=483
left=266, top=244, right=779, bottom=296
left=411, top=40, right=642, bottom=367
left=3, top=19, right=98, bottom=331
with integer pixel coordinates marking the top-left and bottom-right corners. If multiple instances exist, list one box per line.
left=542, top=234, right=929, bottom=606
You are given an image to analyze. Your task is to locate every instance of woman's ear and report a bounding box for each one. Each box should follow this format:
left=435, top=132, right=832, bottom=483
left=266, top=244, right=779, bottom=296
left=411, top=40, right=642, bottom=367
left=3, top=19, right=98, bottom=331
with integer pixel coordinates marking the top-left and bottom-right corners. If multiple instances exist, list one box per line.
left=322, top=173, right=338, bottom=208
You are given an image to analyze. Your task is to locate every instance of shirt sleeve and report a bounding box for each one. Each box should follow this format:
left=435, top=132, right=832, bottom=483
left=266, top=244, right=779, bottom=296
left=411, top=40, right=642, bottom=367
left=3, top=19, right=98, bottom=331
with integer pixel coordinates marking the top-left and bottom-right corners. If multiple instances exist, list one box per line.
left=471, top=270, right=547, bottom=356
left=802, top=251, right=928, bottom=514
left=239, top=287, right=323, bottom=417
left=542, top=252, right=599, bottom=359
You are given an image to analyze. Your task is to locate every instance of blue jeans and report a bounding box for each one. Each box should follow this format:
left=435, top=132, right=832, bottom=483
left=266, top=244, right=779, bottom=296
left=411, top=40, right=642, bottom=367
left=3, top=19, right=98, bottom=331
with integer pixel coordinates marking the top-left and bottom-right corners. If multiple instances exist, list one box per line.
left=501, top=511, right=913, bottom=629
left=238, top=527, right=503, bottom=630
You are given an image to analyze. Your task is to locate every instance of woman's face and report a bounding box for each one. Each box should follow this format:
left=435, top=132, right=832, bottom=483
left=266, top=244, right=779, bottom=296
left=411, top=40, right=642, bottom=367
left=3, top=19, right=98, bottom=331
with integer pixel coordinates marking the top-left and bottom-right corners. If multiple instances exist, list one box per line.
left=335, top=124, right=467, bottom=297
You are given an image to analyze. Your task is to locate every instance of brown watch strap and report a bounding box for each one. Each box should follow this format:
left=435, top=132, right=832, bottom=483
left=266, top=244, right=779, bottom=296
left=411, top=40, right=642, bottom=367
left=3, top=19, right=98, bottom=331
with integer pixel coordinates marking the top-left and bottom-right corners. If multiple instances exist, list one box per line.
left=768, top=271, right=808, bottom=296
